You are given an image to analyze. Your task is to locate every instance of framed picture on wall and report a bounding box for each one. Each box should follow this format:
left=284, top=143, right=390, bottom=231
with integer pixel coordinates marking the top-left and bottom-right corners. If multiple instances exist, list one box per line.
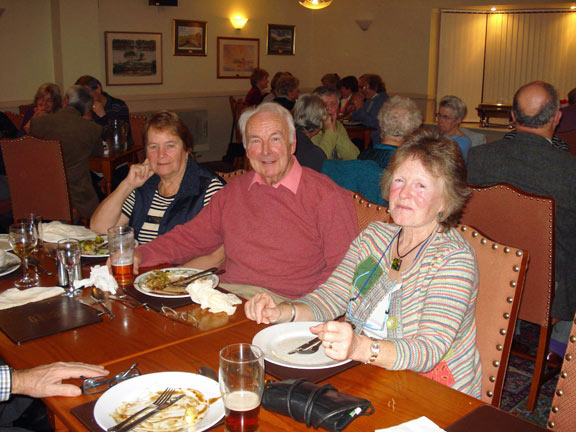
left=105, top=31, right=163, bottom=85
left=173, top=20, right=207, bottom=56
left=266, top=24, right=295, bottom=55
left=217, top=37, right=260, bottom=79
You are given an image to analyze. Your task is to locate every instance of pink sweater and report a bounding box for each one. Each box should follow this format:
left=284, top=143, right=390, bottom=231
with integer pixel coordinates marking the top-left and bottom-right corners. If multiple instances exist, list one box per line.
left=138, top=168, right=359, bottom=299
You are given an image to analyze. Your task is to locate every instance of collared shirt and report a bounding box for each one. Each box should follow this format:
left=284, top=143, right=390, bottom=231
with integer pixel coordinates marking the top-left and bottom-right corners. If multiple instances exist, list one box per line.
left=0, top=365, right=11, bottom=401
left=249, top=156, right=302, bottom=194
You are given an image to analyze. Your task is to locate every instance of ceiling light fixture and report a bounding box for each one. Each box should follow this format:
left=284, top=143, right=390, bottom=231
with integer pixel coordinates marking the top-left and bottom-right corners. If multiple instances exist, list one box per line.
left=299, top=0, right=333, bottom=10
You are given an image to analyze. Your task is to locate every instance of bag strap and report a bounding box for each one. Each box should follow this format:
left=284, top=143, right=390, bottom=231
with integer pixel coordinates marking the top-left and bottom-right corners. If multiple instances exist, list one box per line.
left=286, top=378, right=307, bottom=421
left=303, top=383, right=336, bottom=427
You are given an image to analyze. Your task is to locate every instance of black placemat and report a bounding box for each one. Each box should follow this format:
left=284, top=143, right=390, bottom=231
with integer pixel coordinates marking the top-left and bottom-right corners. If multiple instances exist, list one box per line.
left=265, top=360, right=360, bottom=383
left=446, top=405, right=547, bottom=432
left=0, top=296, right=102, bottom=344
left=123, top=284, right=193, bottom=312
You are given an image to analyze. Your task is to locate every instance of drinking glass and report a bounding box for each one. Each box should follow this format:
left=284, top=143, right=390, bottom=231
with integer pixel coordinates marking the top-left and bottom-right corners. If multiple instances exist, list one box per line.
left=8, top=223, right=39, bottom=288
left=108, top=226, right=134, bottom=287
left=57, top=239, right=82, bottom=297
left=219, top=343, right=265, bottom=432
left=18, top=214, right=43, bottom=251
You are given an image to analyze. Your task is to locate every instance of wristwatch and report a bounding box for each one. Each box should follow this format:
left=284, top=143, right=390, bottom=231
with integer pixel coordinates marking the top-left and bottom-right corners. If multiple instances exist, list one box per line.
left=365, top=338, right=381, bottom=364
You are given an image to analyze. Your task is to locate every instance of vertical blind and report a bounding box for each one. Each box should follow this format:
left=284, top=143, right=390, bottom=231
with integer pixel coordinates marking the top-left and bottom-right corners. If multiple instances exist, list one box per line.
left=437, top=10, right=576, bottom=118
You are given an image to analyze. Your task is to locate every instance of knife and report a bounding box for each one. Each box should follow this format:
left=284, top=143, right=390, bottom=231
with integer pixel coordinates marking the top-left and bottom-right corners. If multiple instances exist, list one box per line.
left=110, top=394, right=185, bottom=432
left=287, top=337, right=321, bottom=354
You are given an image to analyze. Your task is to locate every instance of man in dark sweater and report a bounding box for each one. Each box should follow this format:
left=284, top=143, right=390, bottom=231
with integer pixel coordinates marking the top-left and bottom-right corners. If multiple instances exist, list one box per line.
left=467, top=81, right=576, bottom=357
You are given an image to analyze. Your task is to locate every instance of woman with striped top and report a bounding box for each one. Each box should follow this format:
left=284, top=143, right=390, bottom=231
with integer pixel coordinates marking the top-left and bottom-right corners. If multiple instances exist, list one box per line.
left=245, top=128, right=482, bottom=398
left=90, top=111, right=224, bottom=244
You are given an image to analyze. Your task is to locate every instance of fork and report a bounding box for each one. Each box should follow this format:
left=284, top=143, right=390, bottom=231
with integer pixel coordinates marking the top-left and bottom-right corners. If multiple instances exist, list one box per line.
left=288, top=337, right=322, bottom=355
left=107, top=387, right=175, bottom=432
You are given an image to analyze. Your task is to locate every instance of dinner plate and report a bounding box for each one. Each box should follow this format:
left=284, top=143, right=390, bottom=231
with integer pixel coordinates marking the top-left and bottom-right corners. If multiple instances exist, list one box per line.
left=252, top=321, right=352, bottom=370
left=0, top=253, right=20, bottom=277
left=80, top=235, right=108, bottom=258
left=94, top=371, right=224, bottom=432
left=134, top=267, right=219, bottom=298
left=0, top=234, right=11, bottom=251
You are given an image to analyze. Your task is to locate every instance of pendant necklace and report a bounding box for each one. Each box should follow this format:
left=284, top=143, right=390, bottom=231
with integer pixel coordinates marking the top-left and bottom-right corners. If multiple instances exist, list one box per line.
left=391, top=228, right=435, bottom=271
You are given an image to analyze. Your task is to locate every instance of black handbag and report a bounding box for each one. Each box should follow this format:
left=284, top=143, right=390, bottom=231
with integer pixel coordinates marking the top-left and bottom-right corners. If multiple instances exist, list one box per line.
left=261, top=379, right=374, bottom=432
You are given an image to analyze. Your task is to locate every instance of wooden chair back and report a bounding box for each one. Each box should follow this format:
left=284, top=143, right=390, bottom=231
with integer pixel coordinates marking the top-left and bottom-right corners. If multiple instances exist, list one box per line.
left=3, top=111, right=24, bottom=130
left=129, top=115, right=147, bottom=163
left=228, top=96, right=248, bottom=170
left=18, top=104, right=34, bottom=115
left=350, top=192, right=391, bottom=232
left=461, top=183, right=554, bottom=410
left=557, top=129, right=576, bottom=156
left=547, top=315, right=576, bottom=431
left=215, top=169, right=248, bottom=182
left=1, top=137, right=73, bottom=223
left=458, top=224, right=528, bottom=406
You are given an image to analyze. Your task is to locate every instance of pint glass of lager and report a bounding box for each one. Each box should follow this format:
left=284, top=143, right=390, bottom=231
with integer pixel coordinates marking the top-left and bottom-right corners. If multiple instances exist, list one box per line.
left=107, top=226, right=134, bottom=286
left=219, top=343, right=265, bottom=432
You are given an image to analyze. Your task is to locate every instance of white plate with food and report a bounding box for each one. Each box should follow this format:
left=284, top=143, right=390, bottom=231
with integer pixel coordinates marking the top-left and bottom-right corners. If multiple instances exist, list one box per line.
left=134, top=268, right=219, bottom=298
left=94, top=371, right=224, bottom=432
left=0, top=252, right=20, bottom=277
left=80, top=235, right=108, bottom=257
left=252, top=321, right=351, bottom=370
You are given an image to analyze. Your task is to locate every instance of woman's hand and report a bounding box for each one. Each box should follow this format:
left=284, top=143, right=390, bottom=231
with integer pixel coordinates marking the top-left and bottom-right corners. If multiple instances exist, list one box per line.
left=124, top=159, right=154, bottom=189
left=310, top=321, right=365, bottom=361
left=324, top=111, right=337, bottom=132
left=352, top=93, right=365, bottom=111
left=244, top=293, right=281, bottom=324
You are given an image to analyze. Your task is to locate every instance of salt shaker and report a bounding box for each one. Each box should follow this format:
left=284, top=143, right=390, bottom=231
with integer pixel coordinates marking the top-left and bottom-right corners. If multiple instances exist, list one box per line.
left=57, top=260, right=82, bottom=287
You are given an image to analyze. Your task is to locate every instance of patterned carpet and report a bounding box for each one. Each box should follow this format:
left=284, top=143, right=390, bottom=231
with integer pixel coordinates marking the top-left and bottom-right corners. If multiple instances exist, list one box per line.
left=499, top=320, right=560, bottom=427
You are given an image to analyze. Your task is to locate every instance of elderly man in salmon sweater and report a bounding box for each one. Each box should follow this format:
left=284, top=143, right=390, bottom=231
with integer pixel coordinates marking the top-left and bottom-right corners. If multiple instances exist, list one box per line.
left=132, top=102, right=359, bottom=302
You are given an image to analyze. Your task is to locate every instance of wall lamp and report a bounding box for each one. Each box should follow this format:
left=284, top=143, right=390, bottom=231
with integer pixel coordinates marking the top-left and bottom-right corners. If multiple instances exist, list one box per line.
left=230, top=15, right=248, bottom=30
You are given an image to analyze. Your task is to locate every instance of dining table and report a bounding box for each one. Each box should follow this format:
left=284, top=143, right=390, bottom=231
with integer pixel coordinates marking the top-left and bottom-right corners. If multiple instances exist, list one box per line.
left=0, top=249, right=486, bottom=432
left=89, top=143, right=143, bottom=196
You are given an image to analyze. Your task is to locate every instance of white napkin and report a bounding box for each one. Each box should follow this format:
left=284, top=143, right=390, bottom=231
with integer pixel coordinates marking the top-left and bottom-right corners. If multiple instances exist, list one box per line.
left=73, top=265, right=118, bottom=294
left=0, top=287, right=65, bottom=310
left=186, top=279, right=242, bottom=315
left=42, top=221, right=97, bottom=243
left=375, top=417, right=445, bottom=432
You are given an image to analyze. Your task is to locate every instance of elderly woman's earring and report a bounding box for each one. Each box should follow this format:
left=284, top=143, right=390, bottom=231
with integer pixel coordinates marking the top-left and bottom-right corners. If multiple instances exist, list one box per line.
left=438, top=211, right=444, bottom=222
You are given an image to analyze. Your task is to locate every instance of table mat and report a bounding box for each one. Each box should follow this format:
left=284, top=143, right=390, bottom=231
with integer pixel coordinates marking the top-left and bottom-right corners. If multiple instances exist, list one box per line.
left=446, top=405, right=547, bottom=432
left=0, top=296, right=102, bottom=344
left=123, top=284, right=193, bottom=312
left=71, top=399, right=224, bottom=431
left=265, top=360, right=360, bottom=383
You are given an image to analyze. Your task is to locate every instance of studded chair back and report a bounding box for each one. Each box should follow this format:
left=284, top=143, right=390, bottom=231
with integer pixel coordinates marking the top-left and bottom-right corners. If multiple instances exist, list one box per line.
left=215, top=169, right=247, bottom=182
left=3, top=111, right=25, bottom=130
left=351, top=192, right=391, bottom=232
left=1, top=136, right=73, bottom=222
left=547, top=315, right=576, bottom=431
left=129, top=115, right=147, bottom=162
left=461, top=183, right=554, bottom=410
left=458, top=224, right=528, bottom=406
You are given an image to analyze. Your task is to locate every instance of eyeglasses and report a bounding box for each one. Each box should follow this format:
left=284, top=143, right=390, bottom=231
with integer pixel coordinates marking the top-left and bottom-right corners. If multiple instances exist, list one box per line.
left=82, top=363, right=140, bottom=394
left=435, top=112, right=455, bottom=121
left=160, top=306, right=199, bottom=327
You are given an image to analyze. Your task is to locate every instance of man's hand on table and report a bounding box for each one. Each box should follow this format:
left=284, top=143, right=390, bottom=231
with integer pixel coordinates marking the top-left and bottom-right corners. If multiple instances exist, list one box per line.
left=12, top=362, right=109, bottom=398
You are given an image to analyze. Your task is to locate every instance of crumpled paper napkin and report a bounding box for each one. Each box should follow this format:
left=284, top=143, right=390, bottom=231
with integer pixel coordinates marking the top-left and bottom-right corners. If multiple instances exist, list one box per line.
left=0, top=286, right=65, bottom=310
left=186, top=278, right=241, bottom=315
left=73, top=265, right=118, bottom=294
left=375, top=417, right=445, bottom=432
left=42, top=221, right=97, bottom=243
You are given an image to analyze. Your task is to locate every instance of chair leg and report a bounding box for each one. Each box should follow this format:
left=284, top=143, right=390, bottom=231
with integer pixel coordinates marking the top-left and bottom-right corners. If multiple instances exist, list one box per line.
left=525, top=324, right=552, bottom=411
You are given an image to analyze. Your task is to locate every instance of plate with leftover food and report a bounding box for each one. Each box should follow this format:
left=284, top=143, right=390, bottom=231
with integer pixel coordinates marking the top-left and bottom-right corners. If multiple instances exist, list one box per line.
left=134, top=268, right=219, bottom=298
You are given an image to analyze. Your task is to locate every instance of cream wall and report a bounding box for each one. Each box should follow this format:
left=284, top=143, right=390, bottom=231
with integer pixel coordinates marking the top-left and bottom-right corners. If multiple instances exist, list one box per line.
left=0, top=0, right=567, bottom=160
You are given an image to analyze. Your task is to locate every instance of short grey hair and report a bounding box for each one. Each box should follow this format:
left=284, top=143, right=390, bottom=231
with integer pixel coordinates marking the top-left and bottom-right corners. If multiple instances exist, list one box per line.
left=293, top=94, right=327, bottom=134
left=238, top=102, right=296, bottom=148
left=513, top=81, right=559, bottom=127
left=439, top=95, right=467, bottom=120
left=66, top=85, right=93, bottom=116
left=378, top=96, right=422, bottom=137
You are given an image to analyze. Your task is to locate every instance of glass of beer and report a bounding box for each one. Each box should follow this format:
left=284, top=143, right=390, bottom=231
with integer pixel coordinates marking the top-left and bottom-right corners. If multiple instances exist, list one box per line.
left=219, top=343, right=265, bottom=432
left=107, top=226, right=134, bottom=287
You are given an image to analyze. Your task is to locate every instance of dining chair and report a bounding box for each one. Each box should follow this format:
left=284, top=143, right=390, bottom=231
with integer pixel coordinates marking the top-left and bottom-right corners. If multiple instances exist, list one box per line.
left=3, top=111, right=25, bottom=130
left=215, top=169, right=248, bottom=182
left=547, top=314, right=576, bottom=431
left=458, top=224, right=528, bottom=406
left=1, top=136, right=74, bottom=223
left=556, top=129, right=576, bottom=156
left=350, top=192, right=391, bottom=232
left=226, top=96, right=248, bottom=170
left=461, top=183, right=555, bottom=410
left=129, top=115, right=147, bottom=162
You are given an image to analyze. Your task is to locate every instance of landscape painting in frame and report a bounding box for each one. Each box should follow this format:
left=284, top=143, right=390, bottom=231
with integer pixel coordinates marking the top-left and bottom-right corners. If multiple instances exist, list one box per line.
left=267, top=24, right=295, bottom=55
left=173, top=20, right=207, bottom=56
left=105, top=32, right=163, bottom=85
left=217, top=37, right=260, bottom=79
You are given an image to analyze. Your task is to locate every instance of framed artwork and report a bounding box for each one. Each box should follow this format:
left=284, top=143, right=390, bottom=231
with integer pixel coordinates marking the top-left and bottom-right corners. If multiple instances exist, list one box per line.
left=266, top=24, right=295, bottom=55
left=173, top=19, right=207, bottom=56
left=105, top=32, right=163, bottom=85
left=217, top=37, right=260, bottom=79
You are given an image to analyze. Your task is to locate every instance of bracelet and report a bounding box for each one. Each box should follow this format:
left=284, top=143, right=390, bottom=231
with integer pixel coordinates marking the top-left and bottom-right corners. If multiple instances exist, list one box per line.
left=286, top=302, right=296, bottom=323
left=364, top=338, right=381, bottom=364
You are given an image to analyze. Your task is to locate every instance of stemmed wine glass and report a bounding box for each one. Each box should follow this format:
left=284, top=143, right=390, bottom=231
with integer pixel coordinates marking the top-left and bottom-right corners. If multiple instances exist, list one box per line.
left=8, top=223, right=39, bottom=288
left=57, top=239, right=82, bottom=297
